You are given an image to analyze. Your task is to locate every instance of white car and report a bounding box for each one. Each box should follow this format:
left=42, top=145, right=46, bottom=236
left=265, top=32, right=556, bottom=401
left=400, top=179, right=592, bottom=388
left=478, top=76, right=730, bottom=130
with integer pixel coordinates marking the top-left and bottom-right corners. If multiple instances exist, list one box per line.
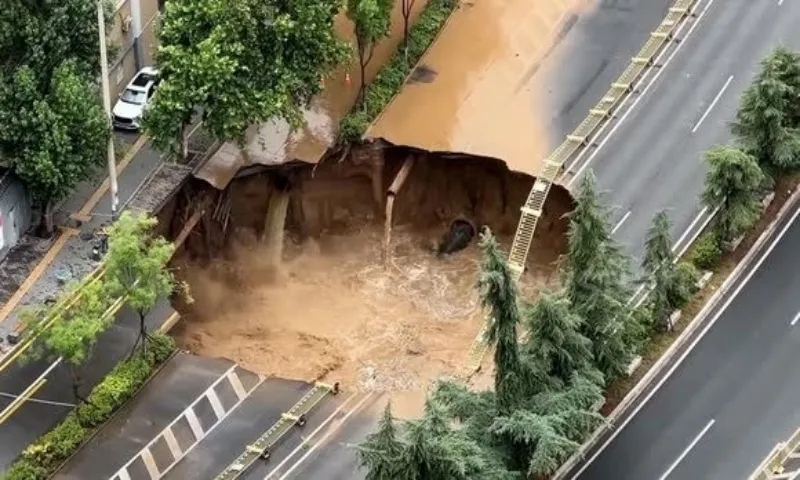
left=112, top=66, right=160, bottom=131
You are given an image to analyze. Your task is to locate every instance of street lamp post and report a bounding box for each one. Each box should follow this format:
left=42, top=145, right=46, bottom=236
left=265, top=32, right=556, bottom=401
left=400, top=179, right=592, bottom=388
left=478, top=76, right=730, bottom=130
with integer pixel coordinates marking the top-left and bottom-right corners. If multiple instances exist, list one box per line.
left=96, top=0, right=120, bottom=222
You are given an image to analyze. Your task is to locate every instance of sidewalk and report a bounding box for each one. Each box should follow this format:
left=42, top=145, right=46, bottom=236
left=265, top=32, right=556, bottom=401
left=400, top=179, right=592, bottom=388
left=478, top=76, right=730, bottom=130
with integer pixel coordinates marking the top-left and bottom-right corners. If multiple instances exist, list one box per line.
left=0, top=128, right=206, bottom=343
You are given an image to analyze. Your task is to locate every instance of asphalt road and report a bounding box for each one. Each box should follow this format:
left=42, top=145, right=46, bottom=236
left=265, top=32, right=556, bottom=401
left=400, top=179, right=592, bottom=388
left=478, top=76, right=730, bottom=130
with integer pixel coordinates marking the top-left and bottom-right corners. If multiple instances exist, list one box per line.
left=575, top=200, right=800, bottom=480
left=558, top=0, right=800, bottom=478
left=54, top=353, right=234, bottom=479
left=0, top=300, right=174, bottom=470
left=567, top=0, right=800, bottom=265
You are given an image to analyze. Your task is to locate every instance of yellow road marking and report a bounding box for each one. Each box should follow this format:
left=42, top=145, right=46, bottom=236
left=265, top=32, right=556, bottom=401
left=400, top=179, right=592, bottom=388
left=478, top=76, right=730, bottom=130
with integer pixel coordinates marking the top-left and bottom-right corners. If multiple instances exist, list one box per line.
left=0, top=227, right=80, bottom=323
left=71, top=134, right=149, bottom=221
left=0, top=377, right=47, bottom=425
left=158, top=311, right=181, bottom=333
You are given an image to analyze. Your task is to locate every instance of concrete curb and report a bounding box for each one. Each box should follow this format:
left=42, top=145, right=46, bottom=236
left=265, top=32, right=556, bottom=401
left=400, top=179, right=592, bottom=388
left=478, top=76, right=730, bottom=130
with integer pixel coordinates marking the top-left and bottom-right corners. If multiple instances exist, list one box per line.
left=553, top=183, right=800, bottom=478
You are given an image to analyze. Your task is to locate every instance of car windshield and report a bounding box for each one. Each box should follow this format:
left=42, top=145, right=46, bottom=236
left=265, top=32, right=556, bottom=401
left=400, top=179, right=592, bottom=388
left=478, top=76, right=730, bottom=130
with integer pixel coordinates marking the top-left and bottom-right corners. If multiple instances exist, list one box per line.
left=120, top=89, right=147, bottom=105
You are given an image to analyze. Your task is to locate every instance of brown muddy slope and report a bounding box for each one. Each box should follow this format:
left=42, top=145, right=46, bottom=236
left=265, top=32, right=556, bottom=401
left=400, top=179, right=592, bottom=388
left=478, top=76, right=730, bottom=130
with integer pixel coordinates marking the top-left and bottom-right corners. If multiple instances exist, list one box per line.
left=171, top=146, right=572, bottom=396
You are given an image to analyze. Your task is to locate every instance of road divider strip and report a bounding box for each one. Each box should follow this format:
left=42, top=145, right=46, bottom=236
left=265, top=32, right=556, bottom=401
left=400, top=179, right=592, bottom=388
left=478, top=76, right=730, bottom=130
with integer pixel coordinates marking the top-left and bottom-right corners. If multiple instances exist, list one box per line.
left=264, top=391, right=365, bottom=479
left=554, top=184, right=800, bottom=478
left=213, top=381, right=339, bottom=480
left=461, top=0, right=702, bottom=379
left=749, top=425, right=800, bottom=479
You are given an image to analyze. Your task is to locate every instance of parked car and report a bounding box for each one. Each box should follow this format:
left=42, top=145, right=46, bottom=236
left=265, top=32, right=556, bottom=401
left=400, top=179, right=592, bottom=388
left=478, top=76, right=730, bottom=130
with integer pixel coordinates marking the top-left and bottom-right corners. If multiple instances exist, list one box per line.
left=0, top=168, right=32, bottom=261
left=112, top=66, right=160, bottom=131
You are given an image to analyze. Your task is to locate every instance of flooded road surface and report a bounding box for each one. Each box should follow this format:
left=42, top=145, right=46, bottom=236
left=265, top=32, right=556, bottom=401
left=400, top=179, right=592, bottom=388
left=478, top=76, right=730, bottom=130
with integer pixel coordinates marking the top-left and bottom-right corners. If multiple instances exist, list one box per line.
left=366, top=0, right=594, bottom=177
left=195, top=1, right=432, bottom=190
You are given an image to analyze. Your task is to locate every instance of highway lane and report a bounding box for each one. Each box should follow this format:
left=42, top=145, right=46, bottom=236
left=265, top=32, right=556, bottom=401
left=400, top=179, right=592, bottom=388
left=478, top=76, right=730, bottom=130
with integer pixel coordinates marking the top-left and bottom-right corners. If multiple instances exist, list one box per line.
left=0, top=301, right=173, bottom=470
left=575, top=200, right=800, bottom=480
left=566, top=0, right=800, bottom=265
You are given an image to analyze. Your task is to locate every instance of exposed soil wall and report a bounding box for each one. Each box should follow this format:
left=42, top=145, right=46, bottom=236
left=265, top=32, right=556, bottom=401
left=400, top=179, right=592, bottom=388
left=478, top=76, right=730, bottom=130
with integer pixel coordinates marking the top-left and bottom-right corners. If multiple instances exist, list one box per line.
left=187, top=143, right=574, bottom=267
left=167, top=145, right=574, bottom=398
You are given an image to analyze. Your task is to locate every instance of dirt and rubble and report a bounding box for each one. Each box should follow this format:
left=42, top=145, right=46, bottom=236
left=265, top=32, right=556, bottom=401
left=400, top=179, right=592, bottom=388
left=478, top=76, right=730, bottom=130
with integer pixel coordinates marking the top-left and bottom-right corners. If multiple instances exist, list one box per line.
left=169, top=145, right=572, bottom=412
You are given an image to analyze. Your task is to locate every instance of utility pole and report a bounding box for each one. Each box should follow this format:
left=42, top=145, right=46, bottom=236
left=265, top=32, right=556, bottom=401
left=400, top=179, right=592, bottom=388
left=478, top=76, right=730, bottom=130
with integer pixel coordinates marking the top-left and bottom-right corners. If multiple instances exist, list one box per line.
left=97, top=0, right=119, bottom=221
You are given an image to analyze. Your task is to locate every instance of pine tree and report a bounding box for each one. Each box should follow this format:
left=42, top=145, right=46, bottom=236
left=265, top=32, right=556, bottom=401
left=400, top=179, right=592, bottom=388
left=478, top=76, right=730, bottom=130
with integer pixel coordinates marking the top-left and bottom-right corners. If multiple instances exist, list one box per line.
left=521, top=291, right=599, bottom=385
left=642, top=211, right=676, bottom=330
left=477, top=228, right=522, bottom=413
left=355, top=403, right=406, bottom=480
left=731, top=47, right=800, bottom=175
left=701, top=146, right=765, bottom=242
left=563, top=172, right=634, bottom=382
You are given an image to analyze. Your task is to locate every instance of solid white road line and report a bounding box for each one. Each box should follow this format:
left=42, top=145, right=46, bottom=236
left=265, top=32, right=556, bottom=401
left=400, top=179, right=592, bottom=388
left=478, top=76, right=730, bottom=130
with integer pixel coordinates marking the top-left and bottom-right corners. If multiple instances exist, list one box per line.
left=672, top=206, right=710, bottom=254
left=691, top=75, right=734, bottom=133
left=565, top=0, right=717, bottom=189
left=574, top=204, right=800, bottom=478
left=612, top=211, right=632, bottom=234
left=790, top=311, right=800, bottom=326
left=658, top=419, right=716, bottom=480
left=274, top=393, right=375, bottom=480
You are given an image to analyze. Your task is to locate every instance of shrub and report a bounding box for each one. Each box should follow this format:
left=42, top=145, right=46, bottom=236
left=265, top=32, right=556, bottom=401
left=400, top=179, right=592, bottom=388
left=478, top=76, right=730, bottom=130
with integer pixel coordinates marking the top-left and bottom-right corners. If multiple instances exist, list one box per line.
left=667, top=262, right=700, bottom=309
left=688, top=232, right=722, bottom=270
left=338, top=0, right=459, bottom=142
left=3, top=334, right=175, bottom=480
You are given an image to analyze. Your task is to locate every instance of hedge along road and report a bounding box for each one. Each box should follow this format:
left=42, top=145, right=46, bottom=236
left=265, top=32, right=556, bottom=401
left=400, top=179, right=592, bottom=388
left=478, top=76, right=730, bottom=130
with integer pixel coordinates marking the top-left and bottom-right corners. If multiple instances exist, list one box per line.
left=0, top=301, right=175, bottom=471
left=557, top=0, right=800, bottom=478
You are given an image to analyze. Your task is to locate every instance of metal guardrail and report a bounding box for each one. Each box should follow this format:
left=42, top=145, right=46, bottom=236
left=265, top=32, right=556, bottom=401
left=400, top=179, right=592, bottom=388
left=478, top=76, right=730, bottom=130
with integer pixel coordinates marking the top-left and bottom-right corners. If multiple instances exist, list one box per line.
left=460, top=0, right=699, bottom=380
left=749, top=427, right=800, bottom=480
left=213, top=381, right=337, bottom=480
left=507, top=0, right=697, bottom=275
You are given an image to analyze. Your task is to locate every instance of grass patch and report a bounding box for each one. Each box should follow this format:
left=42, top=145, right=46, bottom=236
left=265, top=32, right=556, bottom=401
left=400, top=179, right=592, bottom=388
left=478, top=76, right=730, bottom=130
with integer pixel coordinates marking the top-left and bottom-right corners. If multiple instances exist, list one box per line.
left=338, top=0, right=459, bottom=142
left=2, top=334, right=175, bottom=480
left=602, top=174, right=800, bottom=413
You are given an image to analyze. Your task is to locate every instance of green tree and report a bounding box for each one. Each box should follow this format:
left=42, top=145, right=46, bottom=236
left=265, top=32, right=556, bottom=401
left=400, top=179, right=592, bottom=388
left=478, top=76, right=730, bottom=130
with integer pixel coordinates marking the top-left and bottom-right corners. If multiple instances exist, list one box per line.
left=401, top=399, right=512, bottom=480
left=521, top=291, right=598, bottom=386
left=21, top=278, right=114, bottom=408
left=356, top=399, right=513, bottom=480
left=0, top=62, right=110, bottom=234
left=731, top=47, right=800, bottom=175
left=400, top=0, right=417, bottom=61
left=477, top=229, right=522, bottom=414
left=355, top=403, right=406, bottom=480
left=105, top=212, right=176, bottom=355
left=0, top=0, right=112, bottom=82
left=347, top=0, right=393, bottom=107
left=145, top=0, right=348, bottom=159
left=642, top=211, right=676, bottom=330
left=562, top=172, right=634, bottom=382
left=701, top=145, right=765, bottom=242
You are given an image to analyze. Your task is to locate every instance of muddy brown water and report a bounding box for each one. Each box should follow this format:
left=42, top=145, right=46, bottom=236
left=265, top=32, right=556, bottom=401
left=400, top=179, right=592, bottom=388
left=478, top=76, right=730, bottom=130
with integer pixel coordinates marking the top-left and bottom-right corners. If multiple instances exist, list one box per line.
left=367, top=0, right=595, bottom=177
left=171, top=147, right=573, bottom=416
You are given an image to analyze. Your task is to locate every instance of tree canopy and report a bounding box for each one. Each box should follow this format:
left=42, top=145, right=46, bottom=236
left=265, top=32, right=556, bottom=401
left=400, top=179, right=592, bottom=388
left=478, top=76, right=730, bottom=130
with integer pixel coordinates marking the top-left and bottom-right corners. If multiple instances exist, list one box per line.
left=521, top=291, right=597, bottom=386
left=145, top=0, right=349, bottom=157
left=701, top=145, right=765, bottom=242
left=21, top=277, right=114, bottom=405
left=731, top=47, right=800, bottom=175
left=477, top=229, right=522, bottom=414
left=105, top=211, right=176, bottom=353
left=347, top=0, right=393, bottom=106
left=0, top=62, right=109, bottom=232
left=0, top=0, right=109, bottom=82
left=562, top=172, right=635, bottom=382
